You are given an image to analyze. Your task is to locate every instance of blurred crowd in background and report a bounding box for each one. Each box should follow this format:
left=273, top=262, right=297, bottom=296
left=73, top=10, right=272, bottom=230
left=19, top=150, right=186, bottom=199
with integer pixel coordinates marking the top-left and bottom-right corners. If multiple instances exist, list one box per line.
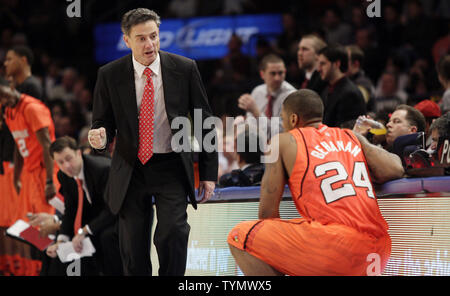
left=0, top=0, right=449, bottom=170
left=0, top=0, right=449, bottom=277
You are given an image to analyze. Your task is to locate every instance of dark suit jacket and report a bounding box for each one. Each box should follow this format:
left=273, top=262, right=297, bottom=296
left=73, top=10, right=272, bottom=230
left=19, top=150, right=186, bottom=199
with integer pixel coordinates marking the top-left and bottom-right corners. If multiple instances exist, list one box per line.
left=299, top=70, right=327, bottom=104
left=92, top=51, right=218, bottom=214
left=58, top=154, right=115, bottom=238
left=301, top=71, right=327, bottom=93
left=323, top=76, right=366, bottom=127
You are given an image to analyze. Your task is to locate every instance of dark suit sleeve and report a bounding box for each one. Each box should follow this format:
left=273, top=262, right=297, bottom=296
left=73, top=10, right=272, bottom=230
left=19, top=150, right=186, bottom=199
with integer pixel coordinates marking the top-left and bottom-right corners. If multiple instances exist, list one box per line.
left=58, top=172, right=76, bottom=238
left=92, top=68, right=117, bottom=146
left=189, top=60, right=218, bottom=182
left=86, top=162, right=116, bottom=235
left=80, top=155, right=115, bottom=235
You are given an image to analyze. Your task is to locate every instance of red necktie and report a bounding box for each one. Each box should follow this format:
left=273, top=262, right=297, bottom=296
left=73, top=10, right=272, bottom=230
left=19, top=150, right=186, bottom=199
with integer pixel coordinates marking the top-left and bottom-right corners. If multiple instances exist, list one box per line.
left=301, top=78, right=309, bottom=89
left=265, top=94, right=274, bottom=118
left=138, top=68, right=155, bottom=164
left=74, top=179, right=84, bottom=235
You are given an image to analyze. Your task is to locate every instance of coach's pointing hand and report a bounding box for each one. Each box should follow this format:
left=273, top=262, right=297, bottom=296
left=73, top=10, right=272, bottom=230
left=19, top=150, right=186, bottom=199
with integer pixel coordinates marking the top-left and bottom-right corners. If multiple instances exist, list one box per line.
left=88, top=127, right=107, bottom=149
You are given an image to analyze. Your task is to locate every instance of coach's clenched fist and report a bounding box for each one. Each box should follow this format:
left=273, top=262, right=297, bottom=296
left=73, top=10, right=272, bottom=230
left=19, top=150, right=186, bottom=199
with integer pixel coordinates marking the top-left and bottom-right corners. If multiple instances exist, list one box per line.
left=88, top=127, right=107, bottom=149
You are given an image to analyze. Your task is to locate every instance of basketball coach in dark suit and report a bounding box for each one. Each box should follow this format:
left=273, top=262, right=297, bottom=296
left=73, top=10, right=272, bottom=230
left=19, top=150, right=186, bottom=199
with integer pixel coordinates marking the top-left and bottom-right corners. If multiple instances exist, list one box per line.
left=46, top=136, right=122, bottom=276
left=88, top=8, right=218, bottom=276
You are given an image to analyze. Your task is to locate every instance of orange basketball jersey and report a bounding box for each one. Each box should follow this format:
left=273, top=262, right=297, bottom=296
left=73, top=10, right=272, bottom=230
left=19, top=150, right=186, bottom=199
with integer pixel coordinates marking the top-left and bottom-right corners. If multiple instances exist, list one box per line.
left=288, top=124, right=389, bottom=238
left=5, top=94, right=55, bottom=171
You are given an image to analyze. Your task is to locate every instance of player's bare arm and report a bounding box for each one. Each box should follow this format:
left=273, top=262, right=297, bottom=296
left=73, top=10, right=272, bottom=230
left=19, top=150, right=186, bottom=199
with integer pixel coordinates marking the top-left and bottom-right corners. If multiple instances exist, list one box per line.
left=259, top=133, right=291, bottom=219
left=12, top=145, right=23, bottom=194
left=354, top=132, right=405, bottom=183
left=36, top=127, right=56, bottom=201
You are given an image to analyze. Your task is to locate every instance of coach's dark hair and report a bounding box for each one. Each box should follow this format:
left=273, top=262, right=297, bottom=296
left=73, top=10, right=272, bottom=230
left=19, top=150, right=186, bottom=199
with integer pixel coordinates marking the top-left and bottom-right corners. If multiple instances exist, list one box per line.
left=318, top=44, right=348, bottom=73
left=395, top=104, right=426, bottom=133
left=10, top=45, right=34, bottom=66
left=121, top=8, right=161, bottom=36
left=283, top=89, right=324, bottom=122
left=49, top=136, right=79, bottom=158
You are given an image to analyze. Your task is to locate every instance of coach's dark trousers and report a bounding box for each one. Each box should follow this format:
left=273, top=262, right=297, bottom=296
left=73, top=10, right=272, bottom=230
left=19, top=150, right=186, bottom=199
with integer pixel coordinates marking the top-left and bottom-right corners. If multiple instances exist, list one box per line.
left=118, top=152, right=191, bottom=276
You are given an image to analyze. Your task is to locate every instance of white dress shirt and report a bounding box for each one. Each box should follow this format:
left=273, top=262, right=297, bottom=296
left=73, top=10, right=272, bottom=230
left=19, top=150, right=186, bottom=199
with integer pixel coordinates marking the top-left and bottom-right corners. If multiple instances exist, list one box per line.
left=246, top=81, right=296, bottom=138
left=250, top=81, right=296, bottom=119
left=132, top=54, right=172, bottom=153
left=305, top=70, right=314, bottom=81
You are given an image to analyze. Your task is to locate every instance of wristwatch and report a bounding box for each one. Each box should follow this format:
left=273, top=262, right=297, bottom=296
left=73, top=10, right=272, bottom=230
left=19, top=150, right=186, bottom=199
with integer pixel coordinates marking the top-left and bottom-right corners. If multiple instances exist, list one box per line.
left=77, top=228, right=86, bottom=236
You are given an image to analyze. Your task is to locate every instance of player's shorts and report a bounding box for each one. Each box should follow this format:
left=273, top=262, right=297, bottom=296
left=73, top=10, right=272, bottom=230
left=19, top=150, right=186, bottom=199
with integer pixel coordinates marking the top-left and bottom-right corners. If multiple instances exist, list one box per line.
left=0, top=231, right=42, bottom=276
left=20, top=165, right=57, bottom=216
left=0, top=164, right=43, bottom=276
left=227, top=218, right=391, bottom=276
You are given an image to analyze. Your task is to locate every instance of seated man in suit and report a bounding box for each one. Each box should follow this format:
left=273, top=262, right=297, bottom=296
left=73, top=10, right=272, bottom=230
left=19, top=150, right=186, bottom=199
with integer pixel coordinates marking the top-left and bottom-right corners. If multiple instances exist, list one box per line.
left=317, top=44, right=366, bottom=127
left=45, top=136, right=122, bottom=276
left=297, top=34, right=328, bottom=97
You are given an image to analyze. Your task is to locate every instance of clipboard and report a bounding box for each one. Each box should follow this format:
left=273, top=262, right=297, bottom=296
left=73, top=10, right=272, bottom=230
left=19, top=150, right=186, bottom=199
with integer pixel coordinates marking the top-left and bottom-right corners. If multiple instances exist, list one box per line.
left=5, top=219, right=54, bottom=251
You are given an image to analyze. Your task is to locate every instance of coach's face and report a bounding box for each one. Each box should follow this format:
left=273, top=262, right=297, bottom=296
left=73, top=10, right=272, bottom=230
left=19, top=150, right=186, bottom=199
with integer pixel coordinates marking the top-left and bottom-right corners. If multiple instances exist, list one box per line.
left=53, top=147, right=83, bottom=178
left=124, top=20, right=160, bottom=66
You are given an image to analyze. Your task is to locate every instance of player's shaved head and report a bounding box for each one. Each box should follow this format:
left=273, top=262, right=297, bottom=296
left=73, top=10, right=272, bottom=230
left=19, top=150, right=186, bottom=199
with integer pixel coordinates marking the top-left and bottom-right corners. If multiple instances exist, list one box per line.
left=283, top=89, right=324, bottom=122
